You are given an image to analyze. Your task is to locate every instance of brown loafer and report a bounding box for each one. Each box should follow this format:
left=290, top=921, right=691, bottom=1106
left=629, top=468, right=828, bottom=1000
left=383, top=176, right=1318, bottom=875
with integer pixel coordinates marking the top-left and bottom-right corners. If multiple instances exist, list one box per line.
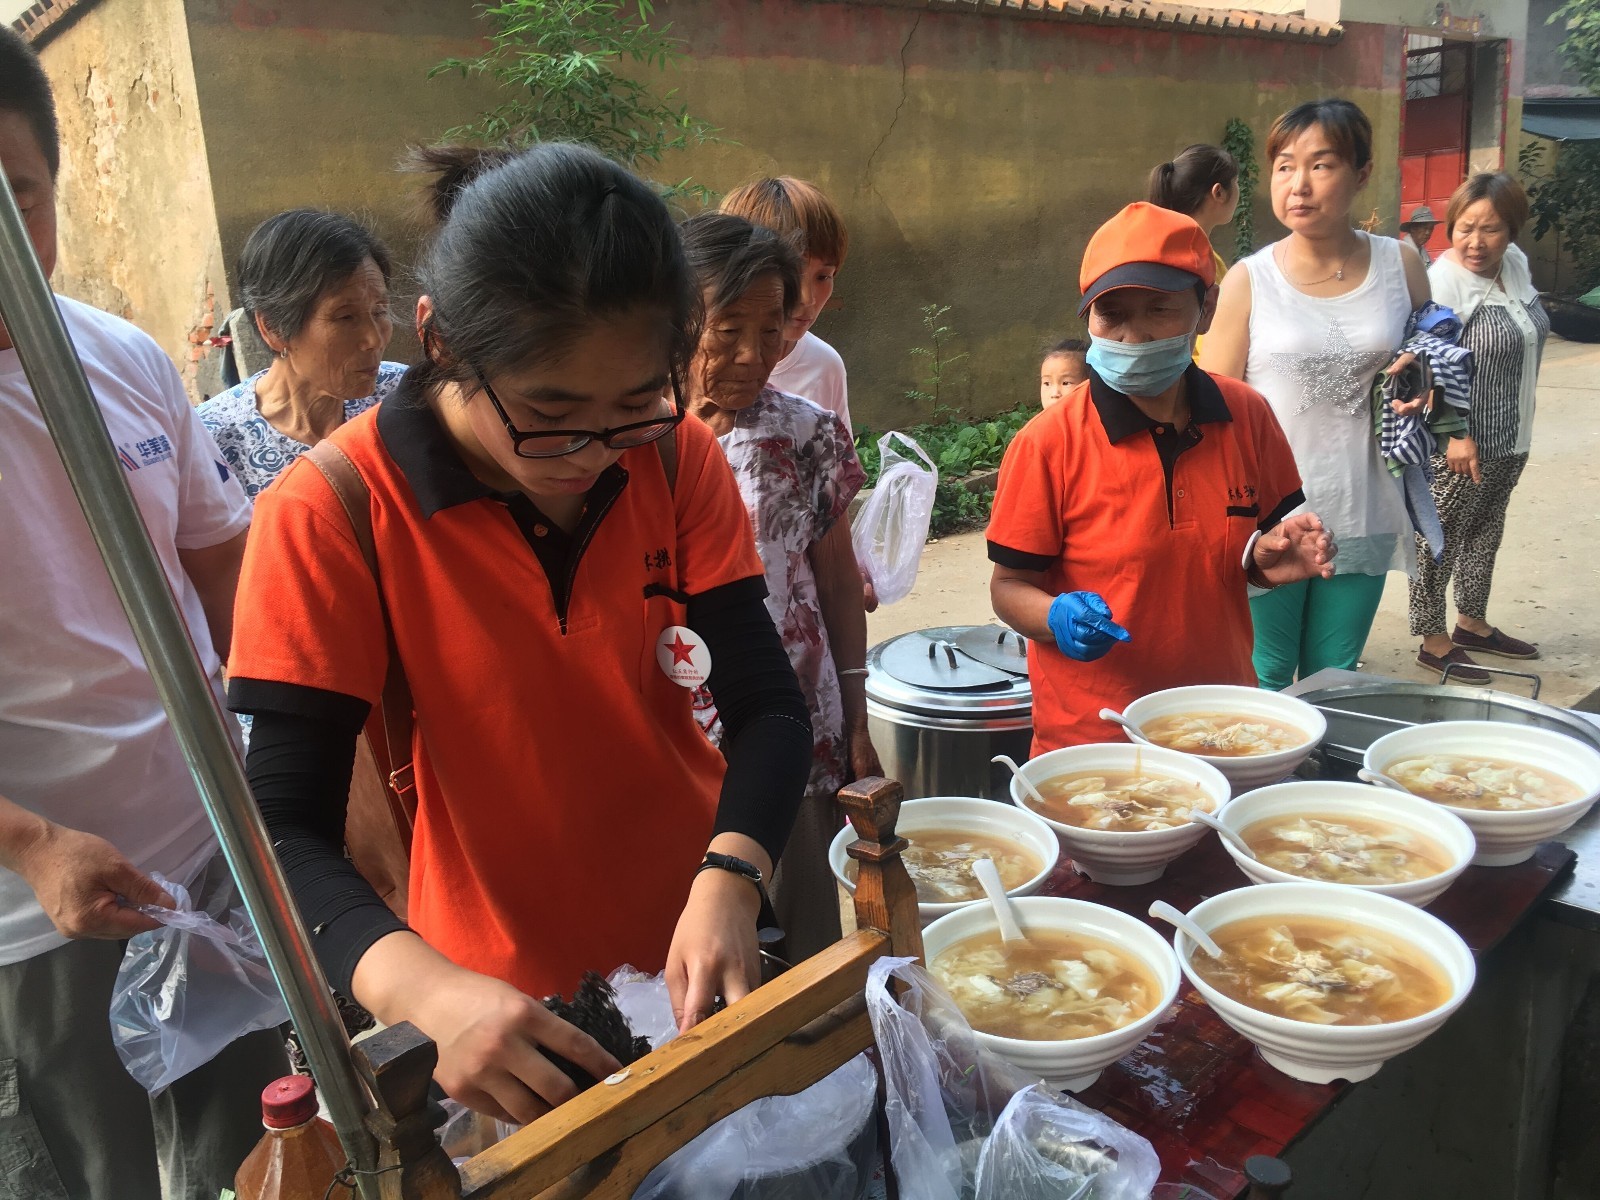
left=1452, top=626, right=1540, bottom=660
left=1417, top=645, right=1490, bottom=685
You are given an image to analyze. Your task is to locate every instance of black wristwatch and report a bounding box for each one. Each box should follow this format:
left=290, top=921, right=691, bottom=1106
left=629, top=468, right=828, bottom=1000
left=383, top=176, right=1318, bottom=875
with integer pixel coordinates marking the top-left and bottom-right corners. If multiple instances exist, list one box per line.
left=697, top=852, right=778, bottom=929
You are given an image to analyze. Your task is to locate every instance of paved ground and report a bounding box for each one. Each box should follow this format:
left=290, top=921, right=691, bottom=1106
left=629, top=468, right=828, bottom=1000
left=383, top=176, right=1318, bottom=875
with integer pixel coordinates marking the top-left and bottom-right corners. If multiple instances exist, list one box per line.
left=869, top=337, right=1600, bottom=707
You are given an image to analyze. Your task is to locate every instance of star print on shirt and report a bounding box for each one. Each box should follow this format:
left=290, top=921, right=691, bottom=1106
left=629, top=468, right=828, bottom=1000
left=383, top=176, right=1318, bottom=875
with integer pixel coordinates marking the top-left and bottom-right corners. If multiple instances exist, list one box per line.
left=666, top=634, right=698, bottom=665
left=1268, top=318, right=1395, bottom=417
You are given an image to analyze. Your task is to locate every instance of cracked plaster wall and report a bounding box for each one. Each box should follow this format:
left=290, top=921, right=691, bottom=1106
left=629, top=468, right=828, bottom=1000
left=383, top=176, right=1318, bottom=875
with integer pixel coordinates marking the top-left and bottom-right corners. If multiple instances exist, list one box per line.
left=37, top=0, right=228, bottom=400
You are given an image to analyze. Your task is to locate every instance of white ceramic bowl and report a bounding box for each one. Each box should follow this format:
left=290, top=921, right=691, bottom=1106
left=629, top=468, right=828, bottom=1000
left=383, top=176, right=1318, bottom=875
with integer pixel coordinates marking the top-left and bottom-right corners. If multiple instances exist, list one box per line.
left=1174, top=882, right=1475, bottom=1084
left=1007, top=743, right=1231, bottom=885
left=1216, top=780, right=1476, bottom=906
left=1112, top=685, right=1325, bottom=793
left=829, top=796, right=1060, bottom=925
left=1364, top=720, right=1600, bottom=866
left=921, top=896, right=1181, bottom=1092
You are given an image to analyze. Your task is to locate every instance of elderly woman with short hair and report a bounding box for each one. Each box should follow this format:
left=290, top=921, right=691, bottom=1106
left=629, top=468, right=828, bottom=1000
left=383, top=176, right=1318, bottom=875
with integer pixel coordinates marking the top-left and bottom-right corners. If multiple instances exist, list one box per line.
left=679, top=212, right=880, bottom=961
left=1408, top=173, right=1550, bottom=680
left=200, top=209, right=401, bottom=499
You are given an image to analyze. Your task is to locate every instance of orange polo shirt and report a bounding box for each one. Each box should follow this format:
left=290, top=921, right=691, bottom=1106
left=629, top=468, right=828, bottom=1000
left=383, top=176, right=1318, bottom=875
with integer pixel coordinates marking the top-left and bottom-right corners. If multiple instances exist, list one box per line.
left=229, top=390, right=762, bottom=999
left=987, top=365, right=1303, bottom=752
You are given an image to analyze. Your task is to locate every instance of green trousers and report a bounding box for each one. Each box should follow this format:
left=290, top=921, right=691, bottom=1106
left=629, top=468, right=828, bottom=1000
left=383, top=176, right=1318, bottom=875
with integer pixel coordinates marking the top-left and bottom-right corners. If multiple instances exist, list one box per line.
left=1250, top=572, right=1389, bottom=692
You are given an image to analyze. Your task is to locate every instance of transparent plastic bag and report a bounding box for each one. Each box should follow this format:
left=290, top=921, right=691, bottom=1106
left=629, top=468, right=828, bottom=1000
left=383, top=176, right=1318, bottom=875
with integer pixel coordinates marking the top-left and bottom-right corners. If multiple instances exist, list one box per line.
left=616, top=969, right=879, bottom=1200
left=974, top=1084, right=1160, bottom=1200
left=110, top=871, right=289, bottom=1094
left=865, top=957, right=1158, bottom=1200
left=851, top=432, right=938, bottom=606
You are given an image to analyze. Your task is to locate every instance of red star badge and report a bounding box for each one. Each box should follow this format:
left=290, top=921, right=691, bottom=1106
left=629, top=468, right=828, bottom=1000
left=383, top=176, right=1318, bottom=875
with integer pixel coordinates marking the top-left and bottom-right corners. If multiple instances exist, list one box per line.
left=666, top=633, right=698, bottom=665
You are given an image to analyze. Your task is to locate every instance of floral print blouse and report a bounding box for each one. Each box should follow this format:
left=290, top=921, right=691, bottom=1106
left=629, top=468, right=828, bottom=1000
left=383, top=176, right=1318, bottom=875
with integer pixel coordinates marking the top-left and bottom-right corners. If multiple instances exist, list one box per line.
left=694, top=387, right=866, bottom=797
left=198, top=362, right=407, bottom=501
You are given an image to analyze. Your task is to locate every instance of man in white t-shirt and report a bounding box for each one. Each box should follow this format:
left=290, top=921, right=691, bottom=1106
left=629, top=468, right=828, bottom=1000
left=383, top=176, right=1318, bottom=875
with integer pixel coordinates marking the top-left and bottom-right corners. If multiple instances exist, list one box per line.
left=0, top=30, right=284, bottom=1200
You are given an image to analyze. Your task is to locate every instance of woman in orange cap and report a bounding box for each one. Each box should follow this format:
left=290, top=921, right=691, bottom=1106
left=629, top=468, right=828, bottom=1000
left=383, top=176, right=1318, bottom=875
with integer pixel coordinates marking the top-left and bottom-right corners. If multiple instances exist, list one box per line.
left=986, top=203, right=1336, bottom=752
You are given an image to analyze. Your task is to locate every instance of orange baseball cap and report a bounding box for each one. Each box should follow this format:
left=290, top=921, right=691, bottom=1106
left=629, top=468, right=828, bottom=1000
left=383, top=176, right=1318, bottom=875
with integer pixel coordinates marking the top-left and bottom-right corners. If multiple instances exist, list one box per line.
left=1078, top=202, right=1217, bottom=316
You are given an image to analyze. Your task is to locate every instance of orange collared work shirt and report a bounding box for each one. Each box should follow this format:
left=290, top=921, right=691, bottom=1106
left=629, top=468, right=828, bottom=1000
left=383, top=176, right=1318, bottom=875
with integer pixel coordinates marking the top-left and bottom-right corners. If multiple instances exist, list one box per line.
left=987, top=367, right=1303, bottom=752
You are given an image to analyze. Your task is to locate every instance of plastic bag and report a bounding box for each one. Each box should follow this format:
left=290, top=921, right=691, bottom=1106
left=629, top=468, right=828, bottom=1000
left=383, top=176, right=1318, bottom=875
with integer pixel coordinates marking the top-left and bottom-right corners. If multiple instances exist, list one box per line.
left=616, top=968, right=879, bottom=1200
left=974, top=1085, right=1160, bottom=1200
left=865, top=956, right=1158, bottom=1200
left=110, top=871, right=289, bottom=1094
left=851, top=432, right=938, bottom=606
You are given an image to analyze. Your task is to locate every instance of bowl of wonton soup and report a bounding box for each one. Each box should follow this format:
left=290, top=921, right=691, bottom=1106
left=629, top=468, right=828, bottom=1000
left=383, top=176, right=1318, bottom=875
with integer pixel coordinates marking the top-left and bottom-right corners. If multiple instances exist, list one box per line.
left=1173, top=882, right=1474, bottom=1084
left=1364, top=720, right=1600, bottom=866
left=1114, top=685, right=1325, bottom=792
left=1007, top=743, right=1231, bottom=885
left=922, top=896, right=1181, bottom=1092
left=829, top=796, right=1060, bottom=924
left=1218, top=780, right=1476, bottom=906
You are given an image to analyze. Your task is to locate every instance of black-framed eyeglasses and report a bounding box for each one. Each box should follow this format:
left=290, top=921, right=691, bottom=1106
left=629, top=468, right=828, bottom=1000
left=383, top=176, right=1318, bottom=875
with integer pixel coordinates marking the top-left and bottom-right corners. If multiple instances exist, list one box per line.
left=477, top=372, right=684, bottom=460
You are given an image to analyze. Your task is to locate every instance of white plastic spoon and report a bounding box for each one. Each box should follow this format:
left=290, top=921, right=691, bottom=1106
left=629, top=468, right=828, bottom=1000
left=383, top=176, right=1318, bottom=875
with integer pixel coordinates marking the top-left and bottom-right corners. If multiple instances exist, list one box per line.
left=1358, top=767, right=1412, bottom=795
left=972, top=858, right=1026, bottom=944
left=991, top=754, right=1050, bottom=811
left=1148, top=900, right=1224, bottom=960
left=1185, top=808, right=1257, bottom=861
left=1098, top=707, right=1145, bottom=742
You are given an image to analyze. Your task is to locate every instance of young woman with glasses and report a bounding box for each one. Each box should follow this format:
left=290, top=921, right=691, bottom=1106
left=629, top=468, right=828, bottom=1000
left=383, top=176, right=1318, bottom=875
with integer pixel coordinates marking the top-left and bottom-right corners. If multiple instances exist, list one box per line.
left=227, top=143, right=813, bottom=1125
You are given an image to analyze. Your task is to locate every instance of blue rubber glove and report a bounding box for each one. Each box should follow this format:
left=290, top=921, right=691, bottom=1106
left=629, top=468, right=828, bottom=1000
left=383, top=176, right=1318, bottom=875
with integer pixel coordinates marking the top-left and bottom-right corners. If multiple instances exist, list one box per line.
left=1046, top=591, right=1132, bottom=662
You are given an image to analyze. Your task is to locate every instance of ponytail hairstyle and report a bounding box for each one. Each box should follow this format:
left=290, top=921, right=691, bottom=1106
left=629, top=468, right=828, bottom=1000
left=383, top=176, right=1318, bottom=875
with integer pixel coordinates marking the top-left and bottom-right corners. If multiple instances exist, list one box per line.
left=405, top=142, right=699, bottom=389
left=1147, top=144, right=1240, bottom=219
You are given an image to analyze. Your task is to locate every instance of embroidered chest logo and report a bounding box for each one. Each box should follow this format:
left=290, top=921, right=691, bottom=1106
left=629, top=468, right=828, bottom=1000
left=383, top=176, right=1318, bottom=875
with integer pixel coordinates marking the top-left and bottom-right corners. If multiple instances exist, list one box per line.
left=1227, top=484, right=1258, bottom=503
left=644, top=547, right=673, bottom=571
left=117, top=435, right=174, bottom=472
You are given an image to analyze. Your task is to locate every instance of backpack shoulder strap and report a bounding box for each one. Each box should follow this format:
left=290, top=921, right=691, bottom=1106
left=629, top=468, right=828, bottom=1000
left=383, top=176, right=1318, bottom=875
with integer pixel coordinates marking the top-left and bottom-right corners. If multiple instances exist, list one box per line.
left=302, top=440, right=418, bottom=834
left=656, top=423, right=679, bottom=496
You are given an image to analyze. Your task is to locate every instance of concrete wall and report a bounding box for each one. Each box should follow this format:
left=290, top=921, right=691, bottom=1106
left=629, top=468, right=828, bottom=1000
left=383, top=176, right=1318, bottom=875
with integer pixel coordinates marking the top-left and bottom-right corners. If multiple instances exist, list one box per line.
left=646, top=0, right=1404, bottom=428
left=35, top=0, right=229, bottom=390
left=180, top=0, right=501, bottom=362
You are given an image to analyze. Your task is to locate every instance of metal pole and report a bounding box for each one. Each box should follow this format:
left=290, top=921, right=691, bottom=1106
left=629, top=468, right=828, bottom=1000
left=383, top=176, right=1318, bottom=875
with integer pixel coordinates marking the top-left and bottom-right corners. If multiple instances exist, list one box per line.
left=0, top=176, right=381, bottom=1198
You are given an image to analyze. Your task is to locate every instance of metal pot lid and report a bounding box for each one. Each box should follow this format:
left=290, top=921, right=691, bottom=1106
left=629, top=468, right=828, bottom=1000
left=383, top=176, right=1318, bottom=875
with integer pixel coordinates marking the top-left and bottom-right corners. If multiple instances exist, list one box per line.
left=867, top=626, right=1032, bottom=717
left=953, top=624, right=1031, bottom=677
left=1298, top=681, right=1600, bottom=762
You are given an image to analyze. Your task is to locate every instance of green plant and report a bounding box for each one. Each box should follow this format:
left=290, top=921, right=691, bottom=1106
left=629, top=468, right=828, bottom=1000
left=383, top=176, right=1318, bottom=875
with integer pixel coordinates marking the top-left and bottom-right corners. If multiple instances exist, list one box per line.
left=1222, top=117, right=1259, bottom=262
left=905, top=304, right=969, bottom=414
left=1520, top=138, right=1600, bottom=291
left=1551, top=0, right=1600, bottom=88
left=430, top=1, right=718, bottom=201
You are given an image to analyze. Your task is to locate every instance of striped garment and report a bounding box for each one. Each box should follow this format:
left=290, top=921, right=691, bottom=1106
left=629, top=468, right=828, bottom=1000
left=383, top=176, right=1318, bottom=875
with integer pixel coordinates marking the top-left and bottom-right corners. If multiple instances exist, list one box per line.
left=1462, top=295, right=1550, bottom=460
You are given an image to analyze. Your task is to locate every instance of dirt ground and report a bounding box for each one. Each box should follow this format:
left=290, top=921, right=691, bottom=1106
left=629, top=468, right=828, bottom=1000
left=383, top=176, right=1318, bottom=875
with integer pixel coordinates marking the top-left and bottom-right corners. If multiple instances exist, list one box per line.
left=868, top=336, right=1600, bottom=707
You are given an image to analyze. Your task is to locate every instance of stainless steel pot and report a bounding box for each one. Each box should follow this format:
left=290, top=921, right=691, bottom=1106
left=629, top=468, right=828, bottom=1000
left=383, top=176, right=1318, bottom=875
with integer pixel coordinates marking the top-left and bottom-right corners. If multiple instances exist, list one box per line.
left=1297, top=680, right=1600, bottom=768
left=866, top=625, right=1032, bottom=801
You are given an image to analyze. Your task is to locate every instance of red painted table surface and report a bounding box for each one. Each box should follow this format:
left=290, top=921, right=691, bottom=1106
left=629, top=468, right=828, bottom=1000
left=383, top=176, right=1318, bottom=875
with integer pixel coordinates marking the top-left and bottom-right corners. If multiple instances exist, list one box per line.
left=1039, top=836, right=1576, bottom=1197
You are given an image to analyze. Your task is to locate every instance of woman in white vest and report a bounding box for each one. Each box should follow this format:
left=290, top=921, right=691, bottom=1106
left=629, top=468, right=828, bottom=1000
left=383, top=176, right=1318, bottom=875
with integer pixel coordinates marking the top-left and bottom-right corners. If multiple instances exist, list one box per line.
left=1201, top=98, right=1431, bottom=690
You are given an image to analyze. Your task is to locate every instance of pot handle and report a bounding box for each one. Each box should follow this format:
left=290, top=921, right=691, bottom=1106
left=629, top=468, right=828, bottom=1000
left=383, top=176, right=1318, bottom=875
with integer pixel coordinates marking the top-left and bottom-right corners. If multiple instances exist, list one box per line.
left=1440, top=661, right=1542, bottom=699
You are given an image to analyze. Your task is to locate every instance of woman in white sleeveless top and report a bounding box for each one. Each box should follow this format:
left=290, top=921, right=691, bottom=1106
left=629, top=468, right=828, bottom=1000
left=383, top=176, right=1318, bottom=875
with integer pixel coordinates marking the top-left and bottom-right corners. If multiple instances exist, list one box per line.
left=1201, top=99, right=1430, bottom=690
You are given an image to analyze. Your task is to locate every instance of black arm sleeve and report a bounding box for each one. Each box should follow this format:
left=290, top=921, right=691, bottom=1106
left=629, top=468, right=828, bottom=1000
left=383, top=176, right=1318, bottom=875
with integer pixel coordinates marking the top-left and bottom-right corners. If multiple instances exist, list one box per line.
left=689, top=576, right=813, bottom=865
left=243, top=705, right=409, bottom=997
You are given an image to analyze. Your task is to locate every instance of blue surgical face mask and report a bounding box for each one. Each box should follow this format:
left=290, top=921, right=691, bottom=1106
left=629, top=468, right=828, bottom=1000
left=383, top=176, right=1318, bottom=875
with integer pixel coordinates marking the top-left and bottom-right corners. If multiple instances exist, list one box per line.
left=1085, top=332, right=1194, bottom=398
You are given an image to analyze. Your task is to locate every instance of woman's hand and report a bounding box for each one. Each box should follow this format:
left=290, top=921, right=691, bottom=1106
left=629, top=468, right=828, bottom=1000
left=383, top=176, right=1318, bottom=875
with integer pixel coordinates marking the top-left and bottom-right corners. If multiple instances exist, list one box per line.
left=1384, top=352, right=1427, bottom=417
left=1446, top=435, right=1482, bottom=484
left=665, top=860, right=764, bottom=1034
left=847, top=719, right=882, bottom=783
left=353, top=932, right=620, bottom=1125
left=1253, top=514, right=1338, bottom=586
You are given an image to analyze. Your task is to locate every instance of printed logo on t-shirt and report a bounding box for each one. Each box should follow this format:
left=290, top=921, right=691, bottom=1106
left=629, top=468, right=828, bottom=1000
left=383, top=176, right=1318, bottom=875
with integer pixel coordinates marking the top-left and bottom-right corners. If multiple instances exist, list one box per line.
left=117, top=434, right=174, bottom=471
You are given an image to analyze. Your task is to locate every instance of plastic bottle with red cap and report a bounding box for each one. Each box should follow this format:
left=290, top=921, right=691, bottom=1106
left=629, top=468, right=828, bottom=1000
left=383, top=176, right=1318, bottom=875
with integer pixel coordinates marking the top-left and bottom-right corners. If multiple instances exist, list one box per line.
left=234, top=1076, right=346, bottom=1199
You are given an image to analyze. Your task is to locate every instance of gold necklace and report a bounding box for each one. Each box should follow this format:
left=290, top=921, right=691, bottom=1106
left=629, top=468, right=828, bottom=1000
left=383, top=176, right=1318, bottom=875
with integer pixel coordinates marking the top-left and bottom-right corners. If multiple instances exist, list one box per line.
left=1279, top=234, right=1360, bottom=287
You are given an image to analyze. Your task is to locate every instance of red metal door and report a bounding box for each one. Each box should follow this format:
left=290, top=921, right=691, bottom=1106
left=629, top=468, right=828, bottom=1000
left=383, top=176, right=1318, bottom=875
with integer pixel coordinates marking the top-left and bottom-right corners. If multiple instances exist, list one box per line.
left=1401, top=40, right=1471, bottom=257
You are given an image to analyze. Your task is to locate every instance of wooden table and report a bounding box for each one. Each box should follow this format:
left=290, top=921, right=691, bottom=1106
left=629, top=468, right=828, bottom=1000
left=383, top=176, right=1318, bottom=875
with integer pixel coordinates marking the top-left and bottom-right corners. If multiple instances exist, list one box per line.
left=1039, top=835, right=1576, bottom=1197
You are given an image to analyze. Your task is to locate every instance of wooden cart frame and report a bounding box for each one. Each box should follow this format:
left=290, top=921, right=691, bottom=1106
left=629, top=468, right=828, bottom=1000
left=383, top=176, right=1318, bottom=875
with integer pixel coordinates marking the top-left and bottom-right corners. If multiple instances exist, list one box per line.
left=352, top=777, right=923, bottom=1200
